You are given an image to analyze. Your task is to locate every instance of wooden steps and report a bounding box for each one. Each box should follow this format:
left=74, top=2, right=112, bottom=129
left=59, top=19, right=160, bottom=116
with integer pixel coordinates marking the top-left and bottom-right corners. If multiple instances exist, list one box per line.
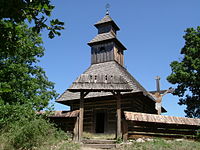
left=82, top=139, right=117, bottom=149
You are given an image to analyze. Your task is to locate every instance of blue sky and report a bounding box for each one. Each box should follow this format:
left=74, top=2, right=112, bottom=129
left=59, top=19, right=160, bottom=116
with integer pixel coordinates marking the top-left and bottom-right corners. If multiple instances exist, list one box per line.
left=40, top=0, right=200, bottom=117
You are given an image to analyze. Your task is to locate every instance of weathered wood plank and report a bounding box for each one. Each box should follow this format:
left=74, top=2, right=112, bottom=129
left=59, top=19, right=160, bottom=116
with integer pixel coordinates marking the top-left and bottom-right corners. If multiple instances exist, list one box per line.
left=116, top=92, right=122, bottom=138
left=73, top=117, right=79, bottom=141
left=128, top=132, right=196, bottom=139
left=122, top=120, right=128, bottom=141
left=128, top=127, right=197, bottom=135
left=78, top=92, right=84, bottom=141
left=128, top=121, right=200, bottom=130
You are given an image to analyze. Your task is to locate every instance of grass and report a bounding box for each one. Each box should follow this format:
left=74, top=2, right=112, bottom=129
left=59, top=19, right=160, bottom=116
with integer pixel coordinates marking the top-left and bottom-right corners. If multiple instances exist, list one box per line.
left=36, top=140, right=79, bottom=150
left=0, top=136, right=79, bottom=150
left=82, top=132, right=115, bottom=140
left=121, top=139, right=200, bottom=150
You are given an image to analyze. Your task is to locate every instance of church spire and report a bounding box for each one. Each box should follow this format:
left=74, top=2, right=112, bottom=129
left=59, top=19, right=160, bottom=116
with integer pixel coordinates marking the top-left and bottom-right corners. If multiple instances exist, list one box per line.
left=88, top=13, right=126, bottom=66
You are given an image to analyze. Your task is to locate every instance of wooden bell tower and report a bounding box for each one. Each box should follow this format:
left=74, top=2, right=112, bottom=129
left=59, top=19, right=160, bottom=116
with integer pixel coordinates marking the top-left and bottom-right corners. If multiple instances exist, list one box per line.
left=88, top=13, right=126, bottom=66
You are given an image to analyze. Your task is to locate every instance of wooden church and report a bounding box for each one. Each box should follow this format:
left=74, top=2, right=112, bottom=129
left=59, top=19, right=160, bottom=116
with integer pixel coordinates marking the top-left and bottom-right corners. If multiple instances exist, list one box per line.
left=46, top=11, right=200, bottom=143
left=55, top=12, right=163, bottom=140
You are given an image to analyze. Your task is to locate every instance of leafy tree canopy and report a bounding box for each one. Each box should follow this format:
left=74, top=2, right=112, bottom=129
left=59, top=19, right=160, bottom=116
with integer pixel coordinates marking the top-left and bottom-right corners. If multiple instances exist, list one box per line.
left=0, top=0, right=64, bottom=38
left=0, top=21, right=58, bottom=110
left=167, top=27, right=200, bottom=118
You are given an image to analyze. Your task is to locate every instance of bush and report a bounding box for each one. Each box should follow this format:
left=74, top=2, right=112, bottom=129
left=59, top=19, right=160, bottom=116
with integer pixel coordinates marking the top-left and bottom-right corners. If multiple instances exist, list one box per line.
left=6, top=118, right=66, bottom=149
left=0, top=104, right=36, bottom=129
left=0, top=104, right=74, bottom=150
left=197, top=129, right=200, bottom=141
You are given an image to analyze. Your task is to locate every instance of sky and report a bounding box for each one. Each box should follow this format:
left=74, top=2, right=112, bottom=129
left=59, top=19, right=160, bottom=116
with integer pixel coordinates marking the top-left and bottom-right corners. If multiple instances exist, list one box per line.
left=40, top=0, right=200, bottom=117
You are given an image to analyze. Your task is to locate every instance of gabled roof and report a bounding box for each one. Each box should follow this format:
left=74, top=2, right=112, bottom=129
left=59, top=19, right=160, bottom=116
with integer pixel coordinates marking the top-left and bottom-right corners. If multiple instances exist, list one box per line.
left=94, top=15, right=120, bottom=31
left=56, top=61, right=152, bottom=103
left=88, top=32, right=126, bottom=50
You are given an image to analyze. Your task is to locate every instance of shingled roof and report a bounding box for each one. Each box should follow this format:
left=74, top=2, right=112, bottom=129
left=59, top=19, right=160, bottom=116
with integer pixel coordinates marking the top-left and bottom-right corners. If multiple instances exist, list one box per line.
left=124, top=111, right=200, bottom=126
left=56, top=61, right=152, bottom=103
left=68, top=74, right=133, bottom=92
left=88, top=32, right=115, bottom=44
left=88, top=32, right=126, bottom=50
left=94, top=14, right=120, bottom=31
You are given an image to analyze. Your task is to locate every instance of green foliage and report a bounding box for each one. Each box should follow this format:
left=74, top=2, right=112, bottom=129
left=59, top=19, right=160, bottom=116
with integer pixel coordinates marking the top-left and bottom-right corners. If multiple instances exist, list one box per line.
left=0, top=104, right=35, bottom=129
left=167, top=27, right=200, bottom=118
left=3, top=118, right=62, bottom=149
left=197, top=129, right=200, bottom=141
left=0, top=2, right=68, bottom=149
left=0, top=104, right=76, bottom=150
left=0, top=0, right=64, bottom=38
left=115, top=137, right=123, bottom=144
left=0, top=20, right=58, bottom=110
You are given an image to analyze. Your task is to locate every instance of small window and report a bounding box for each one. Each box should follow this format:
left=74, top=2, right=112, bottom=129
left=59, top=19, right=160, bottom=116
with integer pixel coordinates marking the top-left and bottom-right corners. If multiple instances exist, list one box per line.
left=104, top=75, right=108, bottom=83
left=105, top=75, right=108, bottom=81
left=94, top=75, right=97, bottom=83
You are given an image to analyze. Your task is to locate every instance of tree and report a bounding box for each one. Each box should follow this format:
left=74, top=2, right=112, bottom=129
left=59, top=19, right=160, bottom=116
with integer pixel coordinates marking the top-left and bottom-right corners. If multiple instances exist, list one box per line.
left=0, top=0, right=64, bottom=38
left=0, top=2, right=65, bottom=148
left=0, top=20, right=57, bottom=110
left=0, top=0, right=64, bottom=110
left=167, top=27, right=200, bottom=118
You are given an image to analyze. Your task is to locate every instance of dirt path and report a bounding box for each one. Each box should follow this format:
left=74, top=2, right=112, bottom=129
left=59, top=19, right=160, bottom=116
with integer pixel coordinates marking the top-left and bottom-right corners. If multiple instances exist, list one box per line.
left=80, top=147, right=104, bottom=150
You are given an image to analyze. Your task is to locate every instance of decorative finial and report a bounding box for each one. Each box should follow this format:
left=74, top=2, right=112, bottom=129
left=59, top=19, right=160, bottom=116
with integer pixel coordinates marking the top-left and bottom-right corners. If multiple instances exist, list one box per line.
left=105, top=3, right=110, bottom=15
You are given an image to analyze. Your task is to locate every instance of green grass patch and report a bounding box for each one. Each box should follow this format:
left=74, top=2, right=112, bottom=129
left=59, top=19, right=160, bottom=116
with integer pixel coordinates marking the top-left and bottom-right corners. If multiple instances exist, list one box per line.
left=123, top=139, right=200, bottom=150
left=82, top=132, right=115, bottom=140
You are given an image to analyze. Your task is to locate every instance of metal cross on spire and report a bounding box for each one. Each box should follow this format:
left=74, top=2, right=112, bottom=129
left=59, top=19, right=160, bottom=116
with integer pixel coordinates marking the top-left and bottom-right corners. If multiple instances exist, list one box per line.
left=155, top=76, right=161, bottom=92
left=106, top=3, right=110, bottom=15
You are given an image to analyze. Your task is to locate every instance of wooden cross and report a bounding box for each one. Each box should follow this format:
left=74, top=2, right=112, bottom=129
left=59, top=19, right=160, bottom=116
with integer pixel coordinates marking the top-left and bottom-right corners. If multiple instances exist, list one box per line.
left=148, top=76, right=174, bottom=115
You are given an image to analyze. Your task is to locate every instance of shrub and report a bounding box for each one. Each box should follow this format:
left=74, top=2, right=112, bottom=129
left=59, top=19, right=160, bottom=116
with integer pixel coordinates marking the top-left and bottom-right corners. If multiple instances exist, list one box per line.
left=0, top=104, right=71, bottom=149
left=197, top=129, right=200, bottom=141
left=0, top=103, right=36, bottom=129
left=7, top=118, right=65, bottom=149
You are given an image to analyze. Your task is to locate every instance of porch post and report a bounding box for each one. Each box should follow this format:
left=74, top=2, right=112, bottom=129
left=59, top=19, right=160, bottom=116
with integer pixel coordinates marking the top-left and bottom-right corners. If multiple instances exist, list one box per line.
left=78, top=91, right=84, bottom=141
left=116, top=91, right=122, bottom=139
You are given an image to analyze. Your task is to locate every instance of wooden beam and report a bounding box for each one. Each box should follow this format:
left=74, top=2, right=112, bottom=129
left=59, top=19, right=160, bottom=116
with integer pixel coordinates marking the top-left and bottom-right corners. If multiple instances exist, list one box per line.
left=78, top=91, right=84, bottom=141
left=116, top=91, right=122, bottom=139
left=122, top=120, right=128, bottom=142
left=73, top=117, right=79, bottom=142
